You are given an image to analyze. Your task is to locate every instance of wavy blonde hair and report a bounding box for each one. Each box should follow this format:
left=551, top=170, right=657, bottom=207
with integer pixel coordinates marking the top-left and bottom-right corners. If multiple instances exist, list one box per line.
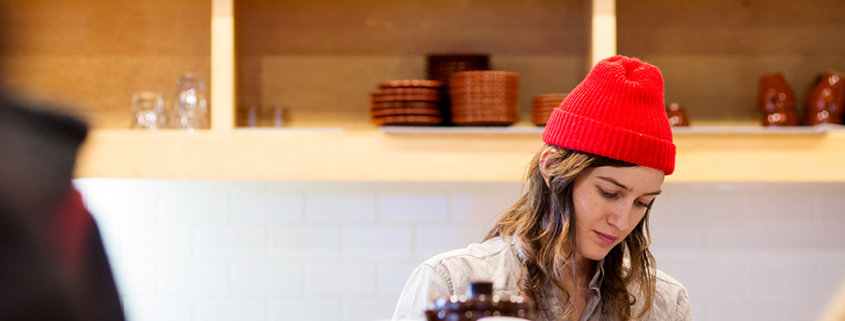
left=485, top=145, right=657, bottom=321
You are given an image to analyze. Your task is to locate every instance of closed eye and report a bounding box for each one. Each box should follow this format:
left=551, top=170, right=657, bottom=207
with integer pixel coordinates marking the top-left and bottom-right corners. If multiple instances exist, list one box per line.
left=636, top=198, right=656, bottom=209
left=599, top=187, right=654, bottom=209
left=597, top=187, right=618, bottom=199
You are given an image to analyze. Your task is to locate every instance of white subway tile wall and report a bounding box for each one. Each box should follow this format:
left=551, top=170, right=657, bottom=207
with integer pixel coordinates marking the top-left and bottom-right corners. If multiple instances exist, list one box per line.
left=413, top=226, right=465, bottom=260
left=157, top=262, right=229, bottom=296
left=377, top=262, right=419, bottom=296
left=268, top=299, right=340, bottom=321
left=341, top=226, right=413, bottom=259
left=230, top=182, right=304, bottom=223
left=110, top=260, right=156, bottom=297
left=123, top=297, right=192, bottom=321
left=194, top=226, right=267, bottom=259
left=73, top=179, right=845, bottom=321
left=378, top=184, right=450, bottom=223
left=196, top=300, right=266, bottom=321
left=232, top=262, right=301, bottom=296
left=306, top=185, right=377, bottom=223
left=305, top=261, right=377, bottom=296
left=269, top=225, right=340, bottom=259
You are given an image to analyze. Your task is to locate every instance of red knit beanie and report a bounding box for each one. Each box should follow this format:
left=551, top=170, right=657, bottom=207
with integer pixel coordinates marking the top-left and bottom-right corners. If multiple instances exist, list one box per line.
left=542, top=56, right=676, bottom=175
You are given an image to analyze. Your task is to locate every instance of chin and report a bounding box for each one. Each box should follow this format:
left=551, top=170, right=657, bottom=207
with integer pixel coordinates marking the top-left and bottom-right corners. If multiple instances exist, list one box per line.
left=582, top=246, right=612, bottom=261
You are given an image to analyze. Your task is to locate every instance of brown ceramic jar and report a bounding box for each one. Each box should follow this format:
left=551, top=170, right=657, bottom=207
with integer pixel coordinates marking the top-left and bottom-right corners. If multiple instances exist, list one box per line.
left=803, top=72, right=845, bottom=125
left=666, top=103, right=691, bottom=127
left=425, top=281, right=535, bottom=321
left=758, top=73, right=799, bottom=126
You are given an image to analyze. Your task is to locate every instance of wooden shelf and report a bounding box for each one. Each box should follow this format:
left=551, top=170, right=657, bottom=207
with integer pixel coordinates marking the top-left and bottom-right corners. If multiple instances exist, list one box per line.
left=75, top=128, right=845, bottom=182
left=381, top=124, right=843, bottom=135
left=12, top=0, right=845, bottom=183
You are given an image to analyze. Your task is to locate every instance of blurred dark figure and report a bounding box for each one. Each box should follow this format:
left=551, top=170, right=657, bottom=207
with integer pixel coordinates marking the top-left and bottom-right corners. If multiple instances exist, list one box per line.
left=0, top=96, right=125, bottom=321
left=0, top=2, right=124, bottom=319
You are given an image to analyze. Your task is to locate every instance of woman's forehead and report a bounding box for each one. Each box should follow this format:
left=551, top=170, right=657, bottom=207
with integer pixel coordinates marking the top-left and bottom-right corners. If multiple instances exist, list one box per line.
left=583, top=165, right=665, bottom=191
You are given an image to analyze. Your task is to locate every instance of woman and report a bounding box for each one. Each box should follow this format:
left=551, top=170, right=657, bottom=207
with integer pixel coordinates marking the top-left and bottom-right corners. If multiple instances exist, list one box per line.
left=392, top=56, right=692, bottom=321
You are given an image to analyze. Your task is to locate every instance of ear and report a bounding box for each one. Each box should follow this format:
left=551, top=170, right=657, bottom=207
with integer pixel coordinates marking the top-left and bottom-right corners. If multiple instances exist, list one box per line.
left=539, top=146, right=555, bottom=186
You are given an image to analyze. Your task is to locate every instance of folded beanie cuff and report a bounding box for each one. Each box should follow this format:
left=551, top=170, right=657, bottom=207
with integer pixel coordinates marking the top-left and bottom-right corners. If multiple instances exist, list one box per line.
left=542, top=108, right=676, bottom=175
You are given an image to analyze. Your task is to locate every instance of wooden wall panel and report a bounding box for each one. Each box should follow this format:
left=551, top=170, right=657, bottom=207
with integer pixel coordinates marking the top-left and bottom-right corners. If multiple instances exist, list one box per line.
left=618, top=0, right=845, bottom=125
left=235, top=0, right=587, bottom=55
left=0, top=0, right=211, bottom=128
left=235, top=0, right=589, bottom=127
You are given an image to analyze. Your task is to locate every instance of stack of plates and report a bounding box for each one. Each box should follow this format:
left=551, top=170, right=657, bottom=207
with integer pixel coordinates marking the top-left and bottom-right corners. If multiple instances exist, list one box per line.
left=449, top=71, right=519, bottom=126
left=370, top=80, right=446, bottom=126
left=531, top=93, right=567, bottom=126
left=426, top=54, right=490, bottom=87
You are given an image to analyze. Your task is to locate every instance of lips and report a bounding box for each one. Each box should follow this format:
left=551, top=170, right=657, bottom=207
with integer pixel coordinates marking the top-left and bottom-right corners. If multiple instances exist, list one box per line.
left=594, top=230, right=618, bottom=245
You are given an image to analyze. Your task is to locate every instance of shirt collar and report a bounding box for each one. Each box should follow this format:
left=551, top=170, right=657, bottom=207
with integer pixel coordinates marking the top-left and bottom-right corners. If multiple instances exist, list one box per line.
left=511, top=237, right=606, bottom=291
left=589, top=258, right=605, bottom=292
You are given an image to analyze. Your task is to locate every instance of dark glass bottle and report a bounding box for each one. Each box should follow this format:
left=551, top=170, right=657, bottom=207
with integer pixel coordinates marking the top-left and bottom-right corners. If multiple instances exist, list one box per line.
left=425, top=281, right=535, bottom=321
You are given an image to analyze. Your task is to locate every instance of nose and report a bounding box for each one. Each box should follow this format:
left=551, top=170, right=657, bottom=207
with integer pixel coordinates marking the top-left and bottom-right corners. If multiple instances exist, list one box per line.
left=607, top=201, right=634, bottom=230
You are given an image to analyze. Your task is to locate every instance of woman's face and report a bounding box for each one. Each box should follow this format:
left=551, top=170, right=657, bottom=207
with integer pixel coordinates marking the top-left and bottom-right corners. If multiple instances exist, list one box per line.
left=571, top=165, right=664, bottom=261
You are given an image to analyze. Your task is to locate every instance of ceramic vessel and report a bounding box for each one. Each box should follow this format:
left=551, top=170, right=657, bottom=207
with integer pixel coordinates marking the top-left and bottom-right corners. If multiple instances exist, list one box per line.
left=803, top=72, right=845, bottom=125
left=666, top=103, right=691, bottom=127
left=758, top=73, right=798, bottom=126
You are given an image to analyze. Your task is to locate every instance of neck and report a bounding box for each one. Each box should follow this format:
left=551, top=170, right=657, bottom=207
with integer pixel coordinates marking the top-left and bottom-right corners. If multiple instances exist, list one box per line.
left=569, top=253, right=596, bottom=289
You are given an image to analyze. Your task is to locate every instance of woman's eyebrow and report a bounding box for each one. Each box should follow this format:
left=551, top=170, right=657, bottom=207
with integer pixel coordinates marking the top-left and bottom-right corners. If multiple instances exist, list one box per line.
left=597, top=176, right=662, bottom=195
left=597, top=176, right=630, bottom=190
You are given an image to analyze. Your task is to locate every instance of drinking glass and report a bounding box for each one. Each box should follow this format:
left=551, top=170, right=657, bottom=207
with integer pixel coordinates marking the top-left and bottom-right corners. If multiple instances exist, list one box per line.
left=264, top=105, right=284, bottom=127
left=130, top=91, right=166, bottom=129
left=171, top=72, right=209, bottom=129
left=237, top=105, right=260, bottom=127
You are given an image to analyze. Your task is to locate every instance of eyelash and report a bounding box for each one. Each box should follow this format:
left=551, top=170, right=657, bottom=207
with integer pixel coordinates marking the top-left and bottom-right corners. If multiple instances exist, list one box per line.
left=598, top=188, right=617, bottom=199
left=598, top=188, right=650, bottom=208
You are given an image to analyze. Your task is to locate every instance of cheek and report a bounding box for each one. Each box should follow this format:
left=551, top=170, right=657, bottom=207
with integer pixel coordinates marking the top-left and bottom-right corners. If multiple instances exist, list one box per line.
left=623, top=211, right=648, bottom=234
left=571, top=188, right=599, bottom=225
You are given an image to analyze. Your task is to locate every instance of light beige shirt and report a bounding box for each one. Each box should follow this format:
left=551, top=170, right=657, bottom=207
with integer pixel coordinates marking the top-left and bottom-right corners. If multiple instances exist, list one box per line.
left=392, top=237, right=692, bottom=321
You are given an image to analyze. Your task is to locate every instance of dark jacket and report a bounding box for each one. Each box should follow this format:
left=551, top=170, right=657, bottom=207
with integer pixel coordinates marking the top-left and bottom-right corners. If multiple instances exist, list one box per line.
left=0, top=94, right=125, bottom=321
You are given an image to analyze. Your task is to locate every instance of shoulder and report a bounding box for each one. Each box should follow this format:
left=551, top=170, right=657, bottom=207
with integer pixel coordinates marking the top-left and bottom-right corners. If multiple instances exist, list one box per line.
left=654, top=269, right=686, bottom=294
left=422, top=237, right=516, bottom=270
left=392, top=237, right=523, bottom=320
left=419, top=237, right=522, bottom=294
left=647, top=269, right=693, bottom=321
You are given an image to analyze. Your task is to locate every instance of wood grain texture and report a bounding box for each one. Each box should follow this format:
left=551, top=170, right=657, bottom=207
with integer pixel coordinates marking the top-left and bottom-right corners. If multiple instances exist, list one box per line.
left=234, top=0, right=589, bottom=127
left=235, top=0, right=587, bottom=55
left=618, top=0, right=845, bottom=124
left=0, top=0, right=211, bottom=129
left=240, top=55, right=586, bottom=127
left=1, top=55, right=210, bottom=128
